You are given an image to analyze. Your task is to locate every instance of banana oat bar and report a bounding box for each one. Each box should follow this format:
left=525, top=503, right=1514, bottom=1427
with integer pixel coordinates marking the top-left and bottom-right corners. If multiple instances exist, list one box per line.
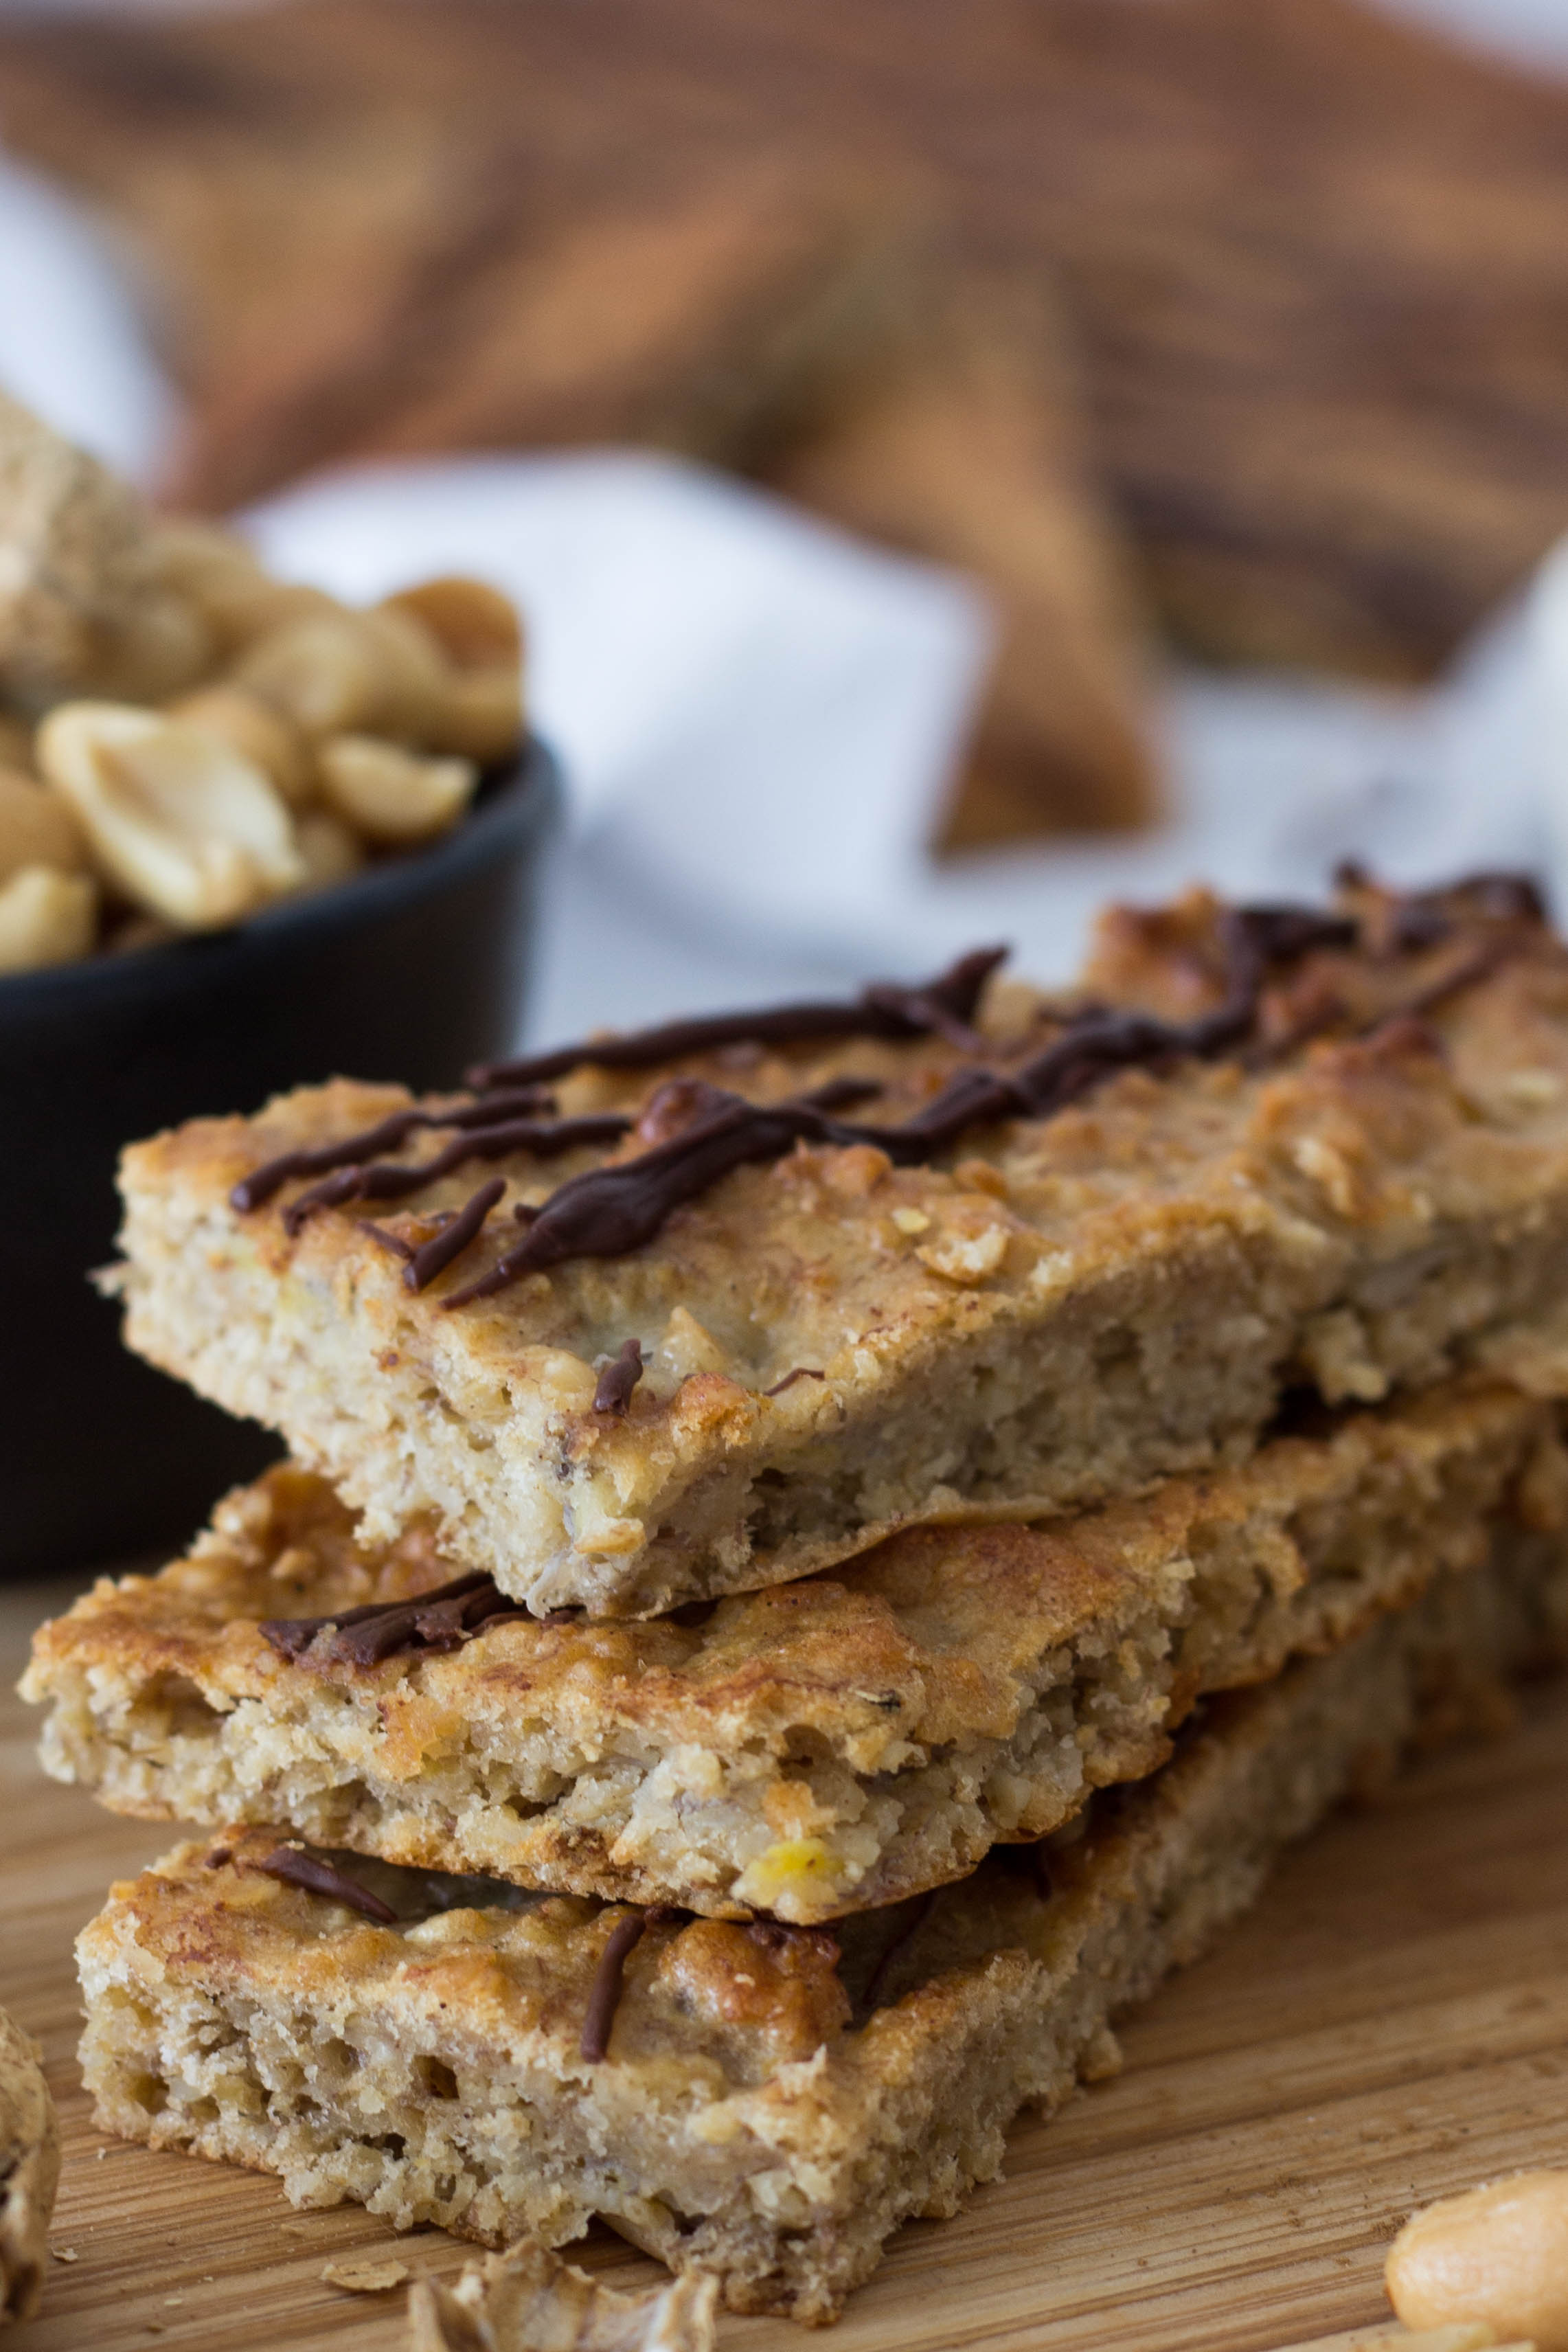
left=27, top=1379, right=1565, bottom=1923
left=111, top=876, right=1568, bottom=1614
left=76, top=1517, right=1568, bottom=2322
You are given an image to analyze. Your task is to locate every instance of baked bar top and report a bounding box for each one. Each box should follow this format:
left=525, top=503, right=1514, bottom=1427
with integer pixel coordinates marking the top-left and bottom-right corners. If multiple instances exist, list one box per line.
left=77, top=1519, right=1568, bottom=2320
left=113, top=875, right=1568, bottom=1613
left=27, top=1379, right=1565, bottom=1921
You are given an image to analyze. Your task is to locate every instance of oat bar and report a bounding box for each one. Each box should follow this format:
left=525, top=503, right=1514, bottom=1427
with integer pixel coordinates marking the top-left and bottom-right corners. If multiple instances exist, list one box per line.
left=111, top=879, right=1568, bottom=1614
left=27, top=1378, right=1565, bottom=1923
left=76, top=1512, right=1568, bottom=2321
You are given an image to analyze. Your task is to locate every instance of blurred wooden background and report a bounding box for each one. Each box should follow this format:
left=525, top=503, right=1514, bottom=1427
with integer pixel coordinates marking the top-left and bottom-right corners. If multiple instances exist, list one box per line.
left=8, top=0, right=1568, bottom=844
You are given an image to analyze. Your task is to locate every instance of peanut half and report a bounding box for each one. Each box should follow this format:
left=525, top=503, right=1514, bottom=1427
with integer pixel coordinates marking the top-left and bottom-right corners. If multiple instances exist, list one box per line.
left=382, top=576, right=523, bottom=762
left=317, top=734, right=477, bottom=845
left=169, top=683, right=316, bottom=808
left=1387, top=2169, right=1568, bottom=2349
left=38, top=702, right=304, bottom=930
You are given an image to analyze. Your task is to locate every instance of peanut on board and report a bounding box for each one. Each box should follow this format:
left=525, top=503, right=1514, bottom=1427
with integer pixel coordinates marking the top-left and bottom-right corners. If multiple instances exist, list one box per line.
left=0, top=767, right=85, bottom=883
left=0, top=2003, right=57, bottom=2320
left=317, top=734, right=478, bottom=845
left=38, top=702, right=304, bottom=931
left=0, top=865, right=98, bottom=974
left=1387, top=2168, right=1568, bottom=2349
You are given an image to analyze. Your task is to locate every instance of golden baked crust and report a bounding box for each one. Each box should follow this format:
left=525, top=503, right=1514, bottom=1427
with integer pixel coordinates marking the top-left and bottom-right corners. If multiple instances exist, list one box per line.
left=26, top=1379, right=1566, bottom=1921
left=113, top=883, right=1568, bottom=1614
left=76, top=1522, right=1568, bottom=2322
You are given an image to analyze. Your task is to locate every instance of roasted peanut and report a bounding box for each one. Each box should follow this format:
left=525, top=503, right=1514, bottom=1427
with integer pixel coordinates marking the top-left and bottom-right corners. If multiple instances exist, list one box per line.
left=355, top=604, right=454, bottom=743
left=232, top=610, right=394, bottom=738
left=237, top=604, right=447, bottom=744
left=382, top=575, right=521, bottom=670
left=1387, top=2169, right=1568, bottom=2349
left=38, top=701, right=304, bottom=930
left=430, top=663, right=523, bottom=762
left=150, top=519, right=335, bottom=651
left=91, top=589, right=215, bottom=703
left=170, top=683, right=316, bottom=808
left=380, top=576, right=523, bottom=760
left=0, top=865, right=98, bottom=973
left=0, top=768, right=84, bottom=882
left=317, top=734, right=477, bottom=844
left=292, top=808, right=365, bottom=894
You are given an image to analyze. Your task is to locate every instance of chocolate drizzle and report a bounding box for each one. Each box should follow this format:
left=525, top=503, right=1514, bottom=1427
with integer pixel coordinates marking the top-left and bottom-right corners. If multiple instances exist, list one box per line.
left=230, top=1089, right=556, bottom=1211
left=261, top=1569, right=533, bottom=1666
left=255, top=1845, right=398, bottom=1924
left=405, top=1176, right=505, bottom=1291
left=277, top=1113, right=630, bottom=1235
left=593, top=1337, right=644, bottom=1415
left=580, top=1905, right=681, bottom=2063
left=438, top=905, right=1356, bottom=1306
left=469, top=947, right=1008, bottom=1092
left=229, top=881, right=1549, bottom=1304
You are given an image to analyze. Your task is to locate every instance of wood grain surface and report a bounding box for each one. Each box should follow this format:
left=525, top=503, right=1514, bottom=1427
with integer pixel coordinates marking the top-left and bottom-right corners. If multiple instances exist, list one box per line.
left=5, top=1570, right=1567, bottom=2351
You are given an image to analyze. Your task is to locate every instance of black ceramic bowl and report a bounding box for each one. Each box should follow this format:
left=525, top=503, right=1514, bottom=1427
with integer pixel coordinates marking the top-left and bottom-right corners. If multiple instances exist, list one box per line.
left=0, top=738, right=560, bottom=1576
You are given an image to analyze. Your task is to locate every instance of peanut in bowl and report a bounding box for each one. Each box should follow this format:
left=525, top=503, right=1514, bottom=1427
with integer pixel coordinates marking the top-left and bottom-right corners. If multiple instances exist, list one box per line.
left=0, top=392, right=562, bottom=1571
left=0, top=735, right=560, bottom=1578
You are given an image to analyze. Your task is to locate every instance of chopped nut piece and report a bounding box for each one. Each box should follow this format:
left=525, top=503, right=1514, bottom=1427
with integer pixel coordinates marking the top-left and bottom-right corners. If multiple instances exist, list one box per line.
left=1387, top=2170, right=1568, bottom=2349
left=0, top=768, right=85, bottom=881
left=317, top=734, right=477, bottom=845
left=0, top=865, right=98, bottom=972
left=407, top=2237, right=716, bottom=2351
left=321, top=2254, right=409, bottom=2294
left=38, top=701, right=304, bottom=929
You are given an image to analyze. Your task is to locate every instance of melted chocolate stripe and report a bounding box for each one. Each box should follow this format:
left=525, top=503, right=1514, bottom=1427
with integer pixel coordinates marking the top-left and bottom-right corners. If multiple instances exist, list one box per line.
left=278, top=1114, right=630, bottom=1235
left=256, top=1846, right=398, bottom=1924
left=580, top=1905, right=681, bottom=2063
left=435, top=904, right=1363, bottom=1304
left=261, top=1568, right=511, bottom=1665
left=406, top=1176, right=506, bottom=1292
left=231, top=1089, right=554, bottom=1210
left=468, top=946, right=1008, bottom=1092
left=593, top=1337, right=644, bottom=1415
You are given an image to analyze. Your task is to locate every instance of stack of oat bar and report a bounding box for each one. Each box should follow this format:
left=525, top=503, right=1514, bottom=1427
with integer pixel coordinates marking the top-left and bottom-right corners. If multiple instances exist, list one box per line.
left=27, top=869, right=1568, bottom=2321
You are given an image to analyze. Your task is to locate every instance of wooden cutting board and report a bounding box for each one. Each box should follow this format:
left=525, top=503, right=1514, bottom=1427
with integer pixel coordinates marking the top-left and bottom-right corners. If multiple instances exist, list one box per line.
left=5, top=1570, right=1567, bottom=2352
